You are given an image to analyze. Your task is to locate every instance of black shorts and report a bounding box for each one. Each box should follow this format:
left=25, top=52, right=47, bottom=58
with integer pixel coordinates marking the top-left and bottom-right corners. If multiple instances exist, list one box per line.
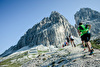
left=71, top=38, right=74, bottom=41
left=81, top=33, right=91, bottom=42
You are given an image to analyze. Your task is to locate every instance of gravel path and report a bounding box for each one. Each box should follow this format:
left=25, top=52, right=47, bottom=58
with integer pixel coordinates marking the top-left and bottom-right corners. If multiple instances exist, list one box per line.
left=21, top=45, right=100, bottom=67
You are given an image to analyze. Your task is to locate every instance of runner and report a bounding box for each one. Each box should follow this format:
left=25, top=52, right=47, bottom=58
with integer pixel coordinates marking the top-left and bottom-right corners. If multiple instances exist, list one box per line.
left=78, top=22, right=93, bottom=55
left=69, top=35, right=76, bottom=47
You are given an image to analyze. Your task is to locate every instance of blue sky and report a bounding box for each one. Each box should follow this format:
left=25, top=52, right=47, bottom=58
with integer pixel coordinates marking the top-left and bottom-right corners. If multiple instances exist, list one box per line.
left=0, top=0, right=100, bottom=54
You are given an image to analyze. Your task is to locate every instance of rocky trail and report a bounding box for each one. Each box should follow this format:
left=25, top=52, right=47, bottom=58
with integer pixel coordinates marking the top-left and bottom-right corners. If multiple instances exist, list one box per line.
left=21, top=45, right=100, bottom=67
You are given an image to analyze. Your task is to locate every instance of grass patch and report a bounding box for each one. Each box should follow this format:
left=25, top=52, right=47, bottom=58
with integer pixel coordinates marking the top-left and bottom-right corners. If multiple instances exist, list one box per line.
left=77, top=38, right=100, bottom=49
left=0, top=51, right=29, bottom=67
left=38, top=50, right=48, bottom=53
left=0, top=58, right=21, bottom=67
left=0, top=58, right=12, bottom=65
left=77, top=43, right=82, bottom=46
left=38, top=50, right=49, bottom=54
left=10, top=51, right=28, bottom=60
left=32, top=54, right=37, bottom=55
left=58, top=49, right=64, bottom=51
left=90, top=38, right=100, bottom=49
left=16, top=51, right=28, bottom=59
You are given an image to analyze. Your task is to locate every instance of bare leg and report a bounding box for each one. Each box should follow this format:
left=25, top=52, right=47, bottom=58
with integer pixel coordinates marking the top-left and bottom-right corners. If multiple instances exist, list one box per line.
left=71, top=41, right=73, bottom=47
left=73, top=41, right=76, bottom=47
left=86, top=41, right=91, bottom=52
left=82, top=41, right=86, bottom=51
left=82, top=41, right=85, bottom=48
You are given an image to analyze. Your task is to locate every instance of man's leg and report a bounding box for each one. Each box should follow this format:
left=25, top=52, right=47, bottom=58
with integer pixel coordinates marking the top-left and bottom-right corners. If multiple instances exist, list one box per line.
left=82, top=41, right=86, bottom=51
left=81, top=35, right=86, bottom=50
left=86, top=42, right=91, bottom=52
left=71, top=41, right=73, bottom=47
left=85, top=33, right=93, bottom=55
left=72, top=40, right=76, bottom=47
left=82, top=41, right=85, bottom=47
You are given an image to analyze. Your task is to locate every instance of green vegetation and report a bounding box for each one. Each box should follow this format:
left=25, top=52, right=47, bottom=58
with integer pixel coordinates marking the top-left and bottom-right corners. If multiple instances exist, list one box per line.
left=0, top=51, right=29, bottom=67
left=62, top=65, right=64, bottom=67
left=15, top=51, right=28, bottom=59
left=90, top=38, right=100, bottom=49
left=38, top=50, right=49, bottom=54
left=68, top=51, right=71, bottom=55
left=77, top=38, right=100, bottom=49
left=58, top=48, right=64, bottom=51
left=0, top=58, right=12, bottom=65
left=43, top=58, right=46, bottom=61
left=0, top=58, right=21, bottom=67
left=77, top=43, right=82, bottom=46
left=83, top=54, right=86, bottom=57
left=32, top=54, right=36, bottom=55
left=9, top=51, right=29, bottom=60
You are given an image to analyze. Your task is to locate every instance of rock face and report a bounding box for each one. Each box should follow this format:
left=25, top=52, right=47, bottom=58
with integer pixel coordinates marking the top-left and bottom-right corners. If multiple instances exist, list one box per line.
left=0, top=11, right=79, bottom=57
left=74, top=8, right=100, bottom=38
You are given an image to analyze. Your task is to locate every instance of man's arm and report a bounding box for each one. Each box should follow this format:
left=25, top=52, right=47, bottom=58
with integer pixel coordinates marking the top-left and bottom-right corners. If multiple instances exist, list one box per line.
left=88, top=25, right=91, bottom=30
left=78, top=30, right=81, bottom=36
left=86, top=24, right=91, bottom=30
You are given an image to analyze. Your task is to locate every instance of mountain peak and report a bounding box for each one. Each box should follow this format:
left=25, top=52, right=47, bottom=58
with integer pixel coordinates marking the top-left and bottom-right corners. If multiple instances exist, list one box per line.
left=49, top=11, right=62, bottom=20
left=75, top=8, right=100, bottom=24
left=49, top=11, right=68, bottom=23
left=80, top=8, right=92, bottom=11
left=51, top=11, right=61, bottom=16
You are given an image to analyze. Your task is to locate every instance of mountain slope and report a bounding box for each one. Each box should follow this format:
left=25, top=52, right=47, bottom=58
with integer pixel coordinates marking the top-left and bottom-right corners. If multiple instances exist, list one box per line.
left=0, top=18, right=100, bottom=67
left=0, top=11, right=79, bottom=57
left=0, top=39, right=100, bottom=67
left=21, top=44, right=100, bottom=67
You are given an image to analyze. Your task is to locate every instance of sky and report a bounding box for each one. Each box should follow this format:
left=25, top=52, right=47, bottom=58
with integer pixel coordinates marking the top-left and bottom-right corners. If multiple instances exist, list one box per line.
left=0, top=0, right=100, bottom=54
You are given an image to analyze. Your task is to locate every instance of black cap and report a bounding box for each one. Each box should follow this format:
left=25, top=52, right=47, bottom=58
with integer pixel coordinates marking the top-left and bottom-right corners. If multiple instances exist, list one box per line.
left=79, top=22, right=83, bottom=25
